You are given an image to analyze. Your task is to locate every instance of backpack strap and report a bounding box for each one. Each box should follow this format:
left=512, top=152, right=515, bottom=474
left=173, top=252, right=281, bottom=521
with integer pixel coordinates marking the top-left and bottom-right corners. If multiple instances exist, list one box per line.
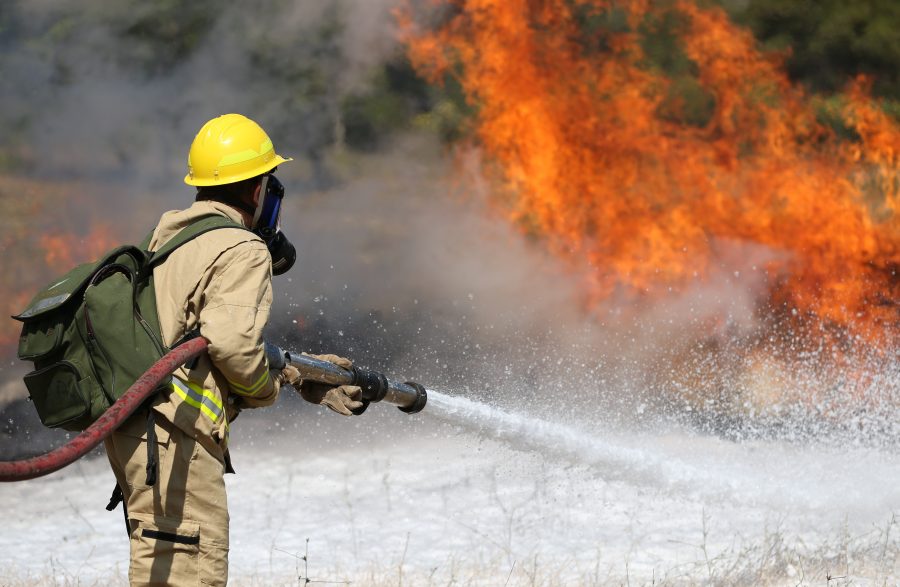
left=139, top=230, right=154, bottom=251
left=148, top=215, right=249, bottom=268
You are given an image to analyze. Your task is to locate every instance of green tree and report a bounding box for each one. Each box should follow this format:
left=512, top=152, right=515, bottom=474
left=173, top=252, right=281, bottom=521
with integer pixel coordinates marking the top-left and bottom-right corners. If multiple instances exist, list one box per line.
left=729, top=0, right=900, bottom=100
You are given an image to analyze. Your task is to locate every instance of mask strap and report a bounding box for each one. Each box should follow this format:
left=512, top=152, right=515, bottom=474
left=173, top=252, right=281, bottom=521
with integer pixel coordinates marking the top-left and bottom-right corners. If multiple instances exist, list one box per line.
left=251, top=175, right=269, bottom=230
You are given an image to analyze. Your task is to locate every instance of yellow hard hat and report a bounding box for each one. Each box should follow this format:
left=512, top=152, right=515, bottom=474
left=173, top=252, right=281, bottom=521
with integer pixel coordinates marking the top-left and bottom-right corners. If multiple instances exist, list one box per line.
left=184, top=113, right=292, bottom=186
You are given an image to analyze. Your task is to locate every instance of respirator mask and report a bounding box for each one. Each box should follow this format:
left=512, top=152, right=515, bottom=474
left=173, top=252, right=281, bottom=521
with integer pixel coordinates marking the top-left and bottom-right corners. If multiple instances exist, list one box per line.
left=252, top=174, right=296, bottom=276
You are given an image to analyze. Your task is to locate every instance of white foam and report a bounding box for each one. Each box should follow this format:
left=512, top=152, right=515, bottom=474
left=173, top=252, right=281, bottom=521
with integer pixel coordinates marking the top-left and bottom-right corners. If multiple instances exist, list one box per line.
left=426, top=389, right=900, bottom=515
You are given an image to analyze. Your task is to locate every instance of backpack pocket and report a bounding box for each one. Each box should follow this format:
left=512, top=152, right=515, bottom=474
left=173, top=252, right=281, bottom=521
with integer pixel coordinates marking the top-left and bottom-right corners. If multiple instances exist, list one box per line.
left=18, top=316, right=64, bottom=361
left=23, top=361, right=104, bottom=430
left=17, top=307, right=106, bottom=431
left=83, top=265, right=162, bottom=402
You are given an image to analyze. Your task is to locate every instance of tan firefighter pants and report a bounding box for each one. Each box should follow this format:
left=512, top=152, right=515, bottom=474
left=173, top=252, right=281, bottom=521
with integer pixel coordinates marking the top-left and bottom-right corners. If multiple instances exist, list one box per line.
left=104, top=412, right=229, bottom=586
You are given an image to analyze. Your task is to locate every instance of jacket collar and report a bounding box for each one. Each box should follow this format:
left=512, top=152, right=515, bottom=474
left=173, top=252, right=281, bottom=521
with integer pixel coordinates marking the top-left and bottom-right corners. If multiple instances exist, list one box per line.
left=149, top=199, right=251, bottom=251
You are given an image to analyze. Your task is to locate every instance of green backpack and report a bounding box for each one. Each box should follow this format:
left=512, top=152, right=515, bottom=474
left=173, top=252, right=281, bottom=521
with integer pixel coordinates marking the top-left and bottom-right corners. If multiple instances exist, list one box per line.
left=14, top=215, right=244, bottom=432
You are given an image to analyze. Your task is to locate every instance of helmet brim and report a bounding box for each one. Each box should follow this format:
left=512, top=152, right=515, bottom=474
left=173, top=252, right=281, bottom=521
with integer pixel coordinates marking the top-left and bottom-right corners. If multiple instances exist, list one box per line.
left=184, top=154, right=293, bottom=187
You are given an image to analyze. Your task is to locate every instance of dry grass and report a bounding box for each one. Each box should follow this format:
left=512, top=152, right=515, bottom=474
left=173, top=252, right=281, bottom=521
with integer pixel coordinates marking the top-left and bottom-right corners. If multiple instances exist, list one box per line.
left=223, top=512, right=899, bottom=587
left=3, top=522, right=897, bottom=587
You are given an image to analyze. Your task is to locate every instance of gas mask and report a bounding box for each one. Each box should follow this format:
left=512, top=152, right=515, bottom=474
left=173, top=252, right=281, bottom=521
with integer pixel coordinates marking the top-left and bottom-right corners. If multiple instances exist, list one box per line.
left=252, top=174, right=296, bottom=276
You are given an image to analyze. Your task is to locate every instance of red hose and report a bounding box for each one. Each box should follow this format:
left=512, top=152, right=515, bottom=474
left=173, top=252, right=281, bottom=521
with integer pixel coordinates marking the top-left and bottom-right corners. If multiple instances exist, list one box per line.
left=0, top=337, right=208, bottom=482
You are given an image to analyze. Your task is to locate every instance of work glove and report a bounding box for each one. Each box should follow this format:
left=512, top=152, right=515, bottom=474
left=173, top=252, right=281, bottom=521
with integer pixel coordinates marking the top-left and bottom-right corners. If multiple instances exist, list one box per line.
left=304, top=353, right=353, bottom=370
left=301, top=383, right=364, bottom=416
left=283, top=354, right=365, bottom=416
left=277, top=354, right=350, bottom=388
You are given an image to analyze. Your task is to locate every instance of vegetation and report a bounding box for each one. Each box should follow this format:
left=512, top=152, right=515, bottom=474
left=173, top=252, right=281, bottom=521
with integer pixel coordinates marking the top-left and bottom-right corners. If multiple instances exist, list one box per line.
left=0, top=0, right=896, bottom=170
left=726, top=0, right=900, bottom=134
left=730, top=0, right=900, bottom=101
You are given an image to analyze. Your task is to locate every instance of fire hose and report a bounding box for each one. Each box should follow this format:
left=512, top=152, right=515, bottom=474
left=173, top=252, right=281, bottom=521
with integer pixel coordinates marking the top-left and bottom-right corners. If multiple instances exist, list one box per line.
left=0, top=338, right=426, bottom=482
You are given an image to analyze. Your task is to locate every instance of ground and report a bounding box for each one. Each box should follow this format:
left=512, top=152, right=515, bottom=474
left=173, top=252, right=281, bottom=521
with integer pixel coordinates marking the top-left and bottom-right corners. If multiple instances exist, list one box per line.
left=1, top=391, right=897, bottom=586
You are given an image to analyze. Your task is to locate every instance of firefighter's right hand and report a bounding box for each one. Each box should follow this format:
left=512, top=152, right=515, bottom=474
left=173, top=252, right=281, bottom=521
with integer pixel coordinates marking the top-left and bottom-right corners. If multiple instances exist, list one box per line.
left=298, top=381, right=364, bottom=416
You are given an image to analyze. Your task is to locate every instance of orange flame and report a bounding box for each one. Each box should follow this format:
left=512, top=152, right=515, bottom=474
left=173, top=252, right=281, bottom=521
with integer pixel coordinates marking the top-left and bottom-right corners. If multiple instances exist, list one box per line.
left=0, top=220, right=120, bottom=354
left=402, top=0, right=899, bottom=344
left=39, top=224, right=119, bottom=272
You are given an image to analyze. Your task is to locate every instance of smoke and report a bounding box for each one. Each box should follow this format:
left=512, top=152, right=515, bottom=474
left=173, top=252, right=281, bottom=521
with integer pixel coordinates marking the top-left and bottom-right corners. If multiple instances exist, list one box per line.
left=271, top=137, right=593, bottom=385
left=268, top=136, right=801, bottom=429
left=0, top=0, right=404, bottom=195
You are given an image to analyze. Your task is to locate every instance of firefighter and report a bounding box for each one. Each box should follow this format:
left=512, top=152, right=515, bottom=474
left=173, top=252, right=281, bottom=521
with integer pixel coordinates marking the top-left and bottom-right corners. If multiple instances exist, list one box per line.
left=103, top=113, right=363, bottom=586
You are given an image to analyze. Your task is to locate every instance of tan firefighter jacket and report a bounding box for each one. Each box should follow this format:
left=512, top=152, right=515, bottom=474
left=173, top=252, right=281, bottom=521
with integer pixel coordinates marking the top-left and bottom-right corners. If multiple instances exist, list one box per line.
left=147, top=199, right=280, bottom=460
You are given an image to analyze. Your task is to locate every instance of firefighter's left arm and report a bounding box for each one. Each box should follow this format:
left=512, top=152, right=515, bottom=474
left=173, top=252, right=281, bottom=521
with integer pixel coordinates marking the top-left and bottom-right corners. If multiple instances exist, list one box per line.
left=199, top=240, right=280, bottom=408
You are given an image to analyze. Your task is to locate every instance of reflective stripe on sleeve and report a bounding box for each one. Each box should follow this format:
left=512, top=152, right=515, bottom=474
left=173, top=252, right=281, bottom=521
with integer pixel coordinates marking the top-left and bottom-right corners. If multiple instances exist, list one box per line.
left=226, top=365, right=270, bottom=397
left=171, top=378, right=224, bottom=423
